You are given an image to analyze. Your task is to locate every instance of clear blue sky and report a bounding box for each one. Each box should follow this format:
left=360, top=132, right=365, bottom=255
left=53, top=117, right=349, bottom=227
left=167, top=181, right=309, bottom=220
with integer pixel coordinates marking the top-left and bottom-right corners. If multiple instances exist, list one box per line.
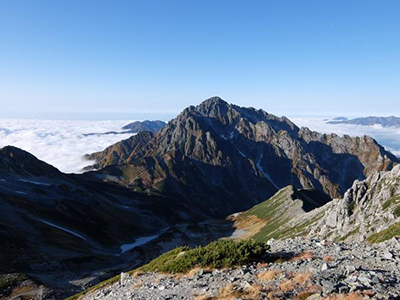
left=0, top=0, right=399, bottom=119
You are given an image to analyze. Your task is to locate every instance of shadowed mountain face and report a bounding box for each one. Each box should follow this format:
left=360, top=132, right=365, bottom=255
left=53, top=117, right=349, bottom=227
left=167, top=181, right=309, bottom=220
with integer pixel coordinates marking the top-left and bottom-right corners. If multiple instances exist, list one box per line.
left=87, top=97, right=399, bottom=217
left=0, top=146, right=233, bottom=294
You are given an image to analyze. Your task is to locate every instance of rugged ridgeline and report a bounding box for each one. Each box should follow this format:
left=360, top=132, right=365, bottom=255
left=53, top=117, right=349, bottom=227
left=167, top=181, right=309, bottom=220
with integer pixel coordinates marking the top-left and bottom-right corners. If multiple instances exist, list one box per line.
left=83, top=120, right=166, bottom=136
left=232, top=165, right=400, bottom=243
left=308, top=164, right=400, bottom=242
left=84, top=131, right=155, bottom=170
left=121, top=120, right=166, bottom=132
left=85, top=97, right=398, bottom=217
left=327, top=116, right=400, bottom=128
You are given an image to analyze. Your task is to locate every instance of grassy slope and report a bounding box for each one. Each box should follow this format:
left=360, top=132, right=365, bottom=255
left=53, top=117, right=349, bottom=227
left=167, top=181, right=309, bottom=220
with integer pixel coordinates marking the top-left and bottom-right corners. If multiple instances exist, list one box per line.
left=65, top=240, right=270, bottom=300
left=240, top=186, right=325, bottom=241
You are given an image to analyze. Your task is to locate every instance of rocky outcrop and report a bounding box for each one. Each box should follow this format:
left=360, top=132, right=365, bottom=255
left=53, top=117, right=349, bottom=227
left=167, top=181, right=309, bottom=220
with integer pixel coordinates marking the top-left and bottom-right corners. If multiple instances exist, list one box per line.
left=233, top=165, right=400, bottom=244
left=308, top=165, right=400, bottom=242
left=86, top=97, right=398, bottom=217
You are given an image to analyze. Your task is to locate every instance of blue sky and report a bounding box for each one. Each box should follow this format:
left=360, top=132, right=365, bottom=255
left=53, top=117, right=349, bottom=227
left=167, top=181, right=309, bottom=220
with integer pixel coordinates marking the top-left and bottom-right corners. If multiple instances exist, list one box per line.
left=0, top=0, right=399, bottom=120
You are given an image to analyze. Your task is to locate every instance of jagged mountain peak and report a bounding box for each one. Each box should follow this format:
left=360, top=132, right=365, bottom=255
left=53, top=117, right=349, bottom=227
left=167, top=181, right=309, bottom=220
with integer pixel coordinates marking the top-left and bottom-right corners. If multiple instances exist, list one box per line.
left=85, top=97, right=398, bottom=217
left=198, top=96, right=228, bottom=107
left=177, top=97, right=298, bottom=136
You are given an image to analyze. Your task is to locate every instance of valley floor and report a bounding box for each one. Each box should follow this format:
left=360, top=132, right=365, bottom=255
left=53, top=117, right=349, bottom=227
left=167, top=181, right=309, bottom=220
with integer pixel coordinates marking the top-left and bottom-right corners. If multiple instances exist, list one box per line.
left=81, top=237, right=400, bottom=300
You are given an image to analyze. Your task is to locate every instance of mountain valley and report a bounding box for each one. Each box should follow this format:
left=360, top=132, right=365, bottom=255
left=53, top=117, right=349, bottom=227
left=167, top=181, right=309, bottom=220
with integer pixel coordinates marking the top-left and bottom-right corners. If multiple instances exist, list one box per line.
left=1, top=98, right=400, bottom=300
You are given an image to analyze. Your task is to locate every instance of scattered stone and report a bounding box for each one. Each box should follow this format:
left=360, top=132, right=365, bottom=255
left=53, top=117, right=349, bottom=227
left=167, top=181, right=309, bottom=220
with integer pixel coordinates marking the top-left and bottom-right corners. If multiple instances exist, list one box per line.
left=321, top=263, right=329, bottom=271
left=382, top=249, right=393, bottom=260
left=80, top=238, right=400, bottom=300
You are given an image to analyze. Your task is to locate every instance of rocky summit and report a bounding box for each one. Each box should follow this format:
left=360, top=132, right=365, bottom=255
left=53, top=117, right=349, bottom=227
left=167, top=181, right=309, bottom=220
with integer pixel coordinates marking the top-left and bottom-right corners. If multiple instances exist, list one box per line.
left=86, top=97, right=398, bottom=217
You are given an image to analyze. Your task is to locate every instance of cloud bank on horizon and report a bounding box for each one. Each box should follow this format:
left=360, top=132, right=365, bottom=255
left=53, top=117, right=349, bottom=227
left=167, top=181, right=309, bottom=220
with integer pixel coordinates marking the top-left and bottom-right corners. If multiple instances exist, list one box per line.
left=0, top=117, right=399, bottom=174
left=291, top=117, right=400, bottom=157
left=0, top=119, right=134, bottom=173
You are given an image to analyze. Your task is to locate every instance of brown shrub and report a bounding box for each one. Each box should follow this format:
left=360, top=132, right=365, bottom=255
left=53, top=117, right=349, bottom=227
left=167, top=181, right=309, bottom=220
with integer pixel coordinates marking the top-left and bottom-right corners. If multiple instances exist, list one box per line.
left=131, top=282, right=143, bottom=290
left=279, top=279, right=295, bottom=293
left=291, top=251, right=315, bottom=261
left=293, top=272, right=313, bottom=285
left=132, top=270, right=145, bottom=278
left=258, top=269, right=282, bottom=281
left=194, top=295, right=213, bottom=300
left=324, top=292, right=367, bottom=300
left=323, top=255, right=335, bottom=262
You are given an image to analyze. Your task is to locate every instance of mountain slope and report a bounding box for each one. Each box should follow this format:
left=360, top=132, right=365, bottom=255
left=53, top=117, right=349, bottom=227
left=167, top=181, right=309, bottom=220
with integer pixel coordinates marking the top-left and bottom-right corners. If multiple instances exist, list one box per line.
left=232, top=165, right=400, bottom=244
left=83, top=120, right=166, bottom=137
left=0, top=146, right=235, bottom=298
left=86, top=97, right=399, bottom=217
left=308, top=164, right=400, bottom=242
left=84, top=131, right=155, bottom=170
left=121, top=120, right=166, bottom=132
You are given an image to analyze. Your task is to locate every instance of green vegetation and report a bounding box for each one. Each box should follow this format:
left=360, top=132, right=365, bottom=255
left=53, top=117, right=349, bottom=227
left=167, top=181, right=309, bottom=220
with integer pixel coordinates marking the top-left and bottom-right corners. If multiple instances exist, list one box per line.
left=337, top=227, right=360, bottom=242
left=0, top=273, right=29, bottom=290
left=65, top=239, right=270, bottom=300
left=382, top=195, right=400, bottom=210
left=367, top=222, right=400, bottom=243
left=140, top=239, right=270, bottom=273
left=244, top=187, right=325, bottom=241
left=244, top=189, right=287, bottom=220
left=394, top=205, right=400, bottom=218
left=244, top=188, right=291, bottom=241
left=64, top=274, right=122, bottom=300
left=347, top=200, right=356, bottom=215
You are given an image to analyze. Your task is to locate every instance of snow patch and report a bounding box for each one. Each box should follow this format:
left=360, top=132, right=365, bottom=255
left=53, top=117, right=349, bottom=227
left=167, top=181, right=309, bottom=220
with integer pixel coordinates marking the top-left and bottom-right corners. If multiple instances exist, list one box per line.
left=238, top=150, right=246, bottom=158
left=15, top=191, right=27, bottom=195
left=38, top=219, right=88, bottom=241
left=18, top=179, right=51, bottom=186
left=120, top=234, right=160, bottom=253
left=256, top=154, right=279, bottom=189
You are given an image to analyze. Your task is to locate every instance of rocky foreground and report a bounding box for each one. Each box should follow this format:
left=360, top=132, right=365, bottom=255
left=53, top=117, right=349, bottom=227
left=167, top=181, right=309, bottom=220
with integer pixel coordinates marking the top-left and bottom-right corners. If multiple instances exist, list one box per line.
left=82, top=237, right=400, bottom=300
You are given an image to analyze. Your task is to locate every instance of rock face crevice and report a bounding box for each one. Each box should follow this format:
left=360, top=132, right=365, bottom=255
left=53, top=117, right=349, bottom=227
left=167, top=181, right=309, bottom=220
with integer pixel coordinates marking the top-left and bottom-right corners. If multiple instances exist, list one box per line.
left=309, top=165, right=400, bottom=242
left=86, top=97, right=398, bottom=217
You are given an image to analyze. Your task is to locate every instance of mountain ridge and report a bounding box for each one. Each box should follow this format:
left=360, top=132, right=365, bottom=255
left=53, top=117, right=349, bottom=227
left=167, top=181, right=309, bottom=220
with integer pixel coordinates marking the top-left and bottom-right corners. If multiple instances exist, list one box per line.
left=86, top=97, right=398, bottom=217
left=327, top=116, right=400, bottom=128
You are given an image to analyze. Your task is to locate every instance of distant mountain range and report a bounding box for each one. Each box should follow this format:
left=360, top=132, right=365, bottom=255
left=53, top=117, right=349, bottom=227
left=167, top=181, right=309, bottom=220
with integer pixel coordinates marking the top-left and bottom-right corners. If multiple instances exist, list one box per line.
left=83, top=120, right=166, bottom=136
left=327, top=116, right=400, bottom=127
left=1, top=97, right=399, bottom=298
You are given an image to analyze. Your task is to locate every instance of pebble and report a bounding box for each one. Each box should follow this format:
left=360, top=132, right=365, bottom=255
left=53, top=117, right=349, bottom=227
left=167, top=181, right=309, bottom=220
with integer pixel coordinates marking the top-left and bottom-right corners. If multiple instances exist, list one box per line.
left=81, top=238, right=400, bottom=300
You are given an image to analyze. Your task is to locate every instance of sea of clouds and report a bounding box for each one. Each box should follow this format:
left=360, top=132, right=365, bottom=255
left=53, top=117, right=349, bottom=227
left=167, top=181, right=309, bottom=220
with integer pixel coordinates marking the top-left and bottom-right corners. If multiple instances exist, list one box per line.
left=0, top=119, right=134, bottom=173
left=0, top=117, right=399, bottom=174
left=291, top=117, right=400, bottom=157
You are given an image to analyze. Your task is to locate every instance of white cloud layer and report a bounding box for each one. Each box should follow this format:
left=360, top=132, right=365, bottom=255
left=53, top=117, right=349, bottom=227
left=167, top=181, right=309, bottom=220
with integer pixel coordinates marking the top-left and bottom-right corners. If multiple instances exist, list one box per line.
left=0, top=119, right=134, bottom=173
left=291, top=117, right=400, bottom=157
left=0, top=117, right=399, bottom=174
